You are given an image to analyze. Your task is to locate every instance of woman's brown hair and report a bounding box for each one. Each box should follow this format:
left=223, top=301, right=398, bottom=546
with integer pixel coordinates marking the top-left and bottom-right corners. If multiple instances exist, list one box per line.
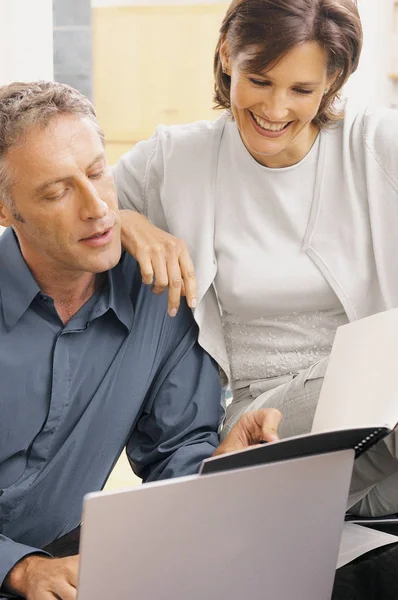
left=214, top=0, right=363, bottom=128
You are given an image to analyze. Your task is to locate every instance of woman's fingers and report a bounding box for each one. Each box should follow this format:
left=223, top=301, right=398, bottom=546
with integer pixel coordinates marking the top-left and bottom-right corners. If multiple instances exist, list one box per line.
left=121, top=209, right=198, bottom=316
left=179, top=248, right=197, bottom=309
left=136, top=241, right=197, bottom=317
left=166, top=256, right=184, bottom=317
left=135, top=253, right=154, bottom=286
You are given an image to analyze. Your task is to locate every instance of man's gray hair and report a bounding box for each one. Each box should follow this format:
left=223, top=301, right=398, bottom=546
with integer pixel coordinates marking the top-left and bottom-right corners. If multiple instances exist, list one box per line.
left=0, top=80, right=105, bottom=207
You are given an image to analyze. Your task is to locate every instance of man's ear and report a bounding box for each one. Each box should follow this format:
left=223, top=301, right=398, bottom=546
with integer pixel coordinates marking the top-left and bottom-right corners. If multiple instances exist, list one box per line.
left=0, top=202, right=13, bottom=228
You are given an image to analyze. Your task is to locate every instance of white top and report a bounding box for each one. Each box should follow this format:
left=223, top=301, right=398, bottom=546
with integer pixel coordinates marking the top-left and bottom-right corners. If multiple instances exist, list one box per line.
left=114, top=101, right=398, bottom=383
left=214, top=124, right=348, bottom=383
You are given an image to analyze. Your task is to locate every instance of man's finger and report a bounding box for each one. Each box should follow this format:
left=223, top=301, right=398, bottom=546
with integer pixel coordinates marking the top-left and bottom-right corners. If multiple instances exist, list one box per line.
left=54, top=582, right=77, bottom=600
left=253, top=408, right=281, bottom=443
left=180, top=250, right=197, bottom=309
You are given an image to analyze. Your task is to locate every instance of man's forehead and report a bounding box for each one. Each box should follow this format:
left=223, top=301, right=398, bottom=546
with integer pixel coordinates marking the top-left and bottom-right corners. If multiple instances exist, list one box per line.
left=30, top=115, right=103, bottom=156
left=7, top=115, right=105, bottom=184
left=34, top=151, right=106, bottom=195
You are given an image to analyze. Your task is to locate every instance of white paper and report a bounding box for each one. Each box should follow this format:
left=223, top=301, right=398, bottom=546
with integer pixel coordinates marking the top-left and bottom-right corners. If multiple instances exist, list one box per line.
left=337, top=523, right=398, bottom=569
left=312, top=308, right=398, bottom=434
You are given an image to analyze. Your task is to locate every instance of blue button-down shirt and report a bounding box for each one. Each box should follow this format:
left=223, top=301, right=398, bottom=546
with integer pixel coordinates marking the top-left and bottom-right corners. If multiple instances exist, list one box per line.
left=0, top=229, right=221, bottom=586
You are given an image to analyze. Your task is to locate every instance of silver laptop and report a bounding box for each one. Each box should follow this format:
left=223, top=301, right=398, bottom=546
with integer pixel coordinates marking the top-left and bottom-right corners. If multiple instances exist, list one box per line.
left=77, top=448, right=354, bottom=600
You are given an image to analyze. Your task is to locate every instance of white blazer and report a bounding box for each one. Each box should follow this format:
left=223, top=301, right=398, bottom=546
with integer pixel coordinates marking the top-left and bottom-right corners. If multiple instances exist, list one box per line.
left=114, top=102, right=398, bottom=381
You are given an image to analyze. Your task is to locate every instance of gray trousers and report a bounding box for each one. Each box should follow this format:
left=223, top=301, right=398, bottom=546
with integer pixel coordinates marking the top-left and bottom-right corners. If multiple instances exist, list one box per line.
left=221, top=358, right=398, bottom=517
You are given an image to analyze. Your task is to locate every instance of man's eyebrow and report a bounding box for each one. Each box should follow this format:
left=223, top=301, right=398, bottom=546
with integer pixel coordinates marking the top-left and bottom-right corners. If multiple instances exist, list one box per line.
left=87, top=152, right=106, bottom=170
left=35, top=153, right=107, bottom=195
left=35, top=177, right=69, bottom=195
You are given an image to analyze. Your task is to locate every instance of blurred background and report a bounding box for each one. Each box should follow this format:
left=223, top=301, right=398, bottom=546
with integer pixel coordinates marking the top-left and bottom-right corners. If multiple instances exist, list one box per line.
left=0, top=0, right=397, bottom=489
left=1, top=0, right=398, bottom=167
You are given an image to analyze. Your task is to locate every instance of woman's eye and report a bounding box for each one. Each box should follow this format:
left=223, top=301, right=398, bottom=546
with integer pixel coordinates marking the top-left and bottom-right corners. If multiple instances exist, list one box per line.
left=294, top=88, right=314, bottom=95
left=249, top=78, right=271, bottom=87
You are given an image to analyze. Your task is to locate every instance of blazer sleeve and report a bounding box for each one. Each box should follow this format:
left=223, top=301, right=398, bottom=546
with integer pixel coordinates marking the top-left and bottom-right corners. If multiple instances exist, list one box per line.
left=362, top=106, right=398, bottom=193
left=125, top=304, right=222, bottom=482
left=112, top=128, right=166, bottom=220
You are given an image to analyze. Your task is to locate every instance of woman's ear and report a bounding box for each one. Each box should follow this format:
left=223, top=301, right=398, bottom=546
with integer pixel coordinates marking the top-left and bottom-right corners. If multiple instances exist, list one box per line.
left=326, top=69, right=340, bottom=94
left=219, top=37, right=231, bottom=75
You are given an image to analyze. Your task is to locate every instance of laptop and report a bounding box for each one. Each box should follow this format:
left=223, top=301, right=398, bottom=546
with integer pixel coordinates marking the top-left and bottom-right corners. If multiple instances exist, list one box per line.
left=77, top=308, right=398, bottom=600
left=77, top=448, right=354, bottom=600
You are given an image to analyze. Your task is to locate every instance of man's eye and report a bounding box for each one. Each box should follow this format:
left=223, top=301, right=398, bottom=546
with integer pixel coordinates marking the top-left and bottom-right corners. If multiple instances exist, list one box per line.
left=44, top=190, right=67, bottom=201
left=88, top=170, right=104, bottom=180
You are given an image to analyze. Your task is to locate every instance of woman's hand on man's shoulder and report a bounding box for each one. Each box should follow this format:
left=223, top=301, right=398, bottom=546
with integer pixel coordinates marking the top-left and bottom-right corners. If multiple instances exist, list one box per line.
left=120, top=210, right=197, bottom=317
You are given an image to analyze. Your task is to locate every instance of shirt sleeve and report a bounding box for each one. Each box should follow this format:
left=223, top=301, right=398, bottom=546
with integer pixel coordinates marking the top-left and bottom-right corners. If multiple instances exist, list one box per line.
left=126, top=305, right=222, bottom=482
left=0, top=535, right=49, bottom=590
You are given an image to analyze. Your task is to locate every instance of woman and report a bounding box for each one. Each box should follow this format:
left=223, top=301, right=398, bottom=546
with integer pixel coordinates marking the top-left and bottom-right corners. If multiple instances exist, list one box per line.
left=114, top=0, right=398, bottom=517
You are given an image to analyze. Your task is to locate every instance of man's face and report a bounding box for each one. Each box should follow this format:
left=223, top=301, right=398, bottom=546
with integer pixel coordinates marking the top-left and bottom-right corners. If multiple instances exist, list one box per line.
left=0, top=115, right=122, bottom=277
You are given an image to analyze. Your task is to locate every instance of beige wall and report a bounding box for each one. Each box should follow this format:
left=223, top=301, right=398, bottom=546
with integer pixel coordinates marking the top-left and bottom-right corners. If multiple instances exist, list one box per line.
left=92, top=3, right=228, bottom=163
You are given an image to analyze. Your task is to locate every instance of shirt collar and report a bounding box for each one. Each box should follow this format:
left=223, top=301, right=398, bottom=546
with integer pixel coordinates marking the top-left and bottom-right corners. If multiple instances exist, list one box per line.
left=0, top=229, right=41, bottom=331
left=0, top=229, right=134, bottom=332
left=102, top=253, right=135, bottom=331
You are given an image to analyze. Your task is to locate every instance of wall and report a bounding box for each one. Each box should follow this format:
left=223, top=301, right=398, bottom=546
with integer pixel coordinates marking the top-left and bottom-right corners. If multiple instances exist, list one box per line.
left=92, top=0, right=221, bottom=6
left=344, top=0, right=394, bottom=107
left=92, top=0, right=227, bottom=163
left=0, top=0, right=54, bottom=235
left=0, top=0, right=53, bottom=85
left=53, top=0, right=93, bottom=99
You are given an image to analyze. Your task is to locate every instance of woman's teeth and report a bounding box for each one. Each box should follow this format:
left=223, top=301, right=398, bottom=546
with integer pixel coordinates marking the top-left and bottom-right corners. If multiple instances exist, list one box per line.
left=251, top=112, right=289, bottom=132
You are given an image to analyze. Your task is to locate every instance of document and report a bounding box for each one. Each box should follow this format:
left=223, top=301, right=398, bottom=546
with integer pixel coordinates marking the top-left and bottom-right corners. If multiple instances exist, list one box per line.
left=202, top=309, right=398, bottom=568
left=337, top=523, right=398, bottom=569
left=312, top=308, right=398, bottom=435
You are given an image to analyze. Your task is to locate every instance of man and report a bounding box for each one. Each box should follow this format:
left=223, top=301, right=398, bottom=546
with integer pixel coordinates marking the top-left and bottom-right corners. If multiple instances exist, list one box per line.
left=0, top=81, right=281, bottom=600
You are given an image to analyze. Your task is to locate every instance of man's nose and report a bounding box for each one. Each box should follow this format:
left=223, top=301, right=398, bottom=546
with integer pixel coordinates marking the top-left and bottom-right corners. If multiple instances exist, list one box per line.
left=79, top=183, right=108, bottom=220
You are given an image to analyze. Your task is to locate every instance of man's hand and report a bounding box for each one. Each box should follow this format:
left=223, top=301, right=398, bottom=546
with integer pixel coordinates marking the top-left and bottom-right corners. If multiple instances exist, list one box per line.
left=214, top=409, right=282, bottom=457
left=120, top=210, right=197, bottom=317
left=4, top=554, right=79, bottom=600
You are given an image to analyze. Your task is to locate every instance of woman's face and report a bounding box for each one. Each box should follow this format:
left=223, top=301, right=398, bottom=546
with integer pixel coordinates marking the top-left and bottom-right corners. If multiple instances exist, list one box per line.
left=222, top=41, right=335, bottom=168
